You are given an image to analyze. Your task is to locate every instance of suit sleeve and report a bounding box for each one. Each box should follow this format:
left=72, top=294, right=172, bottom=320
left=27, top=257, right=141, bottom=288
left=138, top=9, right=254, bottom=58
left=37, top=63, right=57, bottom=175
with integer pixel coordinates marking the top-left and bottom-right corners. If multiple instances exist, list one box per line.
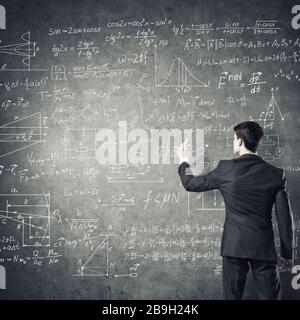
left=274, top=169, right=294, bottom=260
left=178, top=160, right=222, bottom=192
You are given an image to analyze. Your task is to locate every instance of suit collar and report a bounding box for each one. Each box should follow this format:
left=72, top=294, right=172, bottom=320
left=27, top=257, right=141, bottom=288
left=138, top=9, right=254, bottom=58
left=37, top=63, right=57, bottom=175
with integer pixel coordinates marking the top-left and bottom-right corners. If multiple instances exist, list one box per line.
left=238, top=153, right=262, bottom=160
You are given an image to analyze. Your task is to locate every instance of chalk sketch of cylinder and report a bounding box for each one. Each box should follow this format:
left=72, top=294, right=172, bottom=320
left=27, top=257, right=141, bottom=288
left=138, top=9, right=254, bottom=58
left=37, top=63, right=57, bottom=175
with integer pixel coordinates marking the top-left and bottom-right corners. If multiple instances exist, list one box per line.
left=0, top=5, right=5, bottom=30
left=0, top=265, right=5, bottom=289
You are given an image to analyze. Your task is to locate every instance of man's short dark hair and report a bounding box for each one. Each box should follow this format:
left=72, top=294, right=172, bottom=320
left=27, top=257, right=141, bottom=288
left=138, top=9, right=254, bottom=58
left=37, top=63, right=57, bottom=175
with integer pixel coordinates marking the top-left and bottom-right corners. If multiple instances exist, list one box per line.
left=233, top=121, right=264, bottom=152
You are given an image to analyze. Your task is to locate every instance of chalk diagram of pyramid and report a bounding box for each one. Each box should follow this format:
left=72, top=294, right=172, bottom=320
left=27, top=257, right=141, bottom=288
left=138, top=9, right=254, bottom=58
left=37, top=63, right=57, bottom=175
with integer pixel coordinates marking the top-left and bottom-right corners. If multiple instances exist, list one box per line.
left=249, top=88, right=284, bottom=125
left=0, top=31, right=47, bottom=72
left=0, top=112, right=45, bottom=158
left=262, top=88, right=284, bottom=123
left=154, top=44, right=209, bottom=88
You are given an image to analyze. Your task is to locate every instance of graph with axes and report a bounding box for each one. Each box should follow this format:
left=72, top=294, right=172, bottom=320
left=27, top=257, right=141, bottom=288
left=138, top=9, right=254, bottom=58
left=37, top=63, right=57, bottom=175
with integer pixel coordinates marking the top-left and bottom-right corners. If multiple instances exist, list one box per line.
left=0, top=112, right=46, bottom=159
left=0, top=31, right=47, bottom=72
left=0, top=192, right=51, bottom=247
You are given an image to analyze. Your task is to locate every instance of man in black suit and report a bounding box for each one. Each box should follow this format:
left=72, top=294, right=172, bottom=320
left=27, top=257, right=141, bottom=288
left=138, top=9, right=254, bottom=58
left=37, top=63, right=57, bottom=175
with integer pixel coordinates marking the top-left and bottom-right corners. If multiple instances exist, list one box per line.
left=177, top=121, right=294, bottom=300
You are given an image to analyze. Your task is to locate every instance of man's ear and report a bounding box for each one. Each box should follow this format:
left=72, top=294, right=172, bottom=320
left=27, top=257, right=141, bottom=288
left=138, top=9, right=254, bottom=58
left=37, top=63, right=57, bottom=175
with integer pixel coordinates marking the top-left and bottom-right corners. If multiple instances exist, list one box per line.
left=238, top=138, right=243, bottom=146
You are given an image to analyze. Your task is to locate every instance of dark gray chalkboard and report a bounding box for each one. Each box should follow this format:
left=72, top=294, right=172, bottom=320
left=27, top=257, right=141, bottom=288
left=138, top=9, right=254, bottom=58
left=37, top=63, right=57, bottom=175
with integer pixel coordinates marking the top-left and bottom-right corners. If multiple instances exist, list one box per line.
left=0, top=0, right=299, bottom=299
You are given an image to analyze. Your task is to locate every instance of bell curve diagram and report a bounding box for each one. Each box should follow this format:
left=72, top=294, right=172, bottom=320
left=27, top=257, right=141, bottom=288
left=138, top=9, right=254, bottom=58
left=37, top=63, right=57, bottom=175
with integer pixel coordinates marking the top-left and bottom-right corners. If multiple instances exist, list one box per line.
left=154, top=44, right=210, bottom=88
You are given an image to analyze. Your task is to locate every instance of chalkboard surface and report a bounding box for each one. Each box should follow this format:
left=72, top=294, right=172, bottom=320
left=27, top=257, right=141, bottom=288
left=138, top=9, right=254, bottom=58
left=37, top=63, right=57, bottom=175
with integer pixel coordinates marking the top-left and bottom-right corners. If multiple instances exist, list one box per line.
left=0, top=0, right=300, bottom=299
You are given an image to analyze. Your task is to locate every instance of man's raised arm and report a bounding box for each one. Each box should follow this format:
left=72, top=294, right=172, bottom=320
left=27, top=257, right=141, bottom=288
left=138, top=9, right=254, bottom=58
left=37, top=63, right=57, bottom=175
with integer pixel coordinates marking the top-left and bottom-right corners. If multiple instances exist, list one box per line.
left=178, top=160, right=222, bottom=192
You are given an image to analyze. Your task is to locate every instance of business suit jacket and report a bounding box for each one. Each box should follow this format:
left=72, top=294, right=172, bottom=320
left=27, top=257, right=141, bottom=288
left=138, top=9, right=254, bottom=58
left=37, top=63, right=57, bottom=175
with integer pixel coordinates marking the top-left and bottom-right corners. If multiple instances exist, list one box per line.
left=178, top=154, right=294, bottom=262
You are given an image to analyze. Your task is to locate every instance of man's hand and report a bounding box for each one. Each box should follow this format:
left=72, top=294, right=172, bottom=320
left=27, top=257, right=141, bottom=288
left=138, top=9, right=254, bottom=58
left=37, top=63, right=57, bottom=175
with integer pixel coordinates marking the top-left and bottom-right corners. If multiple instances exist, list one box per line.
left=279, top=257, right=294, bottom=272
left=176, top=139, right=190, bottom=163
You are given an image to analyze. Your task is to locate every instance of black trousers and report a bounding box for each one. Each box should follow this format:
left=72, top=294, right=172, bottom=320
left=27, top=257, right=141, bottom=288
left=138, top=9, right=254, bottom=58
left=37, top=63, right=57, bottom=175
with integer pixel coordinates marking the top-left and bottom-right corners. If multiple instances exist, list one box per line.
left=222, top=256, right=281, bottom=300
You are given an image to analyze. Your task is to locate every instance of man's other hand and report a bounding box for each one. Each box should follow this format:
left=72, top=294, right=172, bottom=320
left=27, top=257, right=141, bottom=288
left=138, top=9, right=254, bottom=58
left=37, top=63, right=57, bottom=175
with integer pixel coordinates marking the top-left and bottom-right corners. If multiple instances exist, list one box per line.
left=279, top=257, right=294, bottom=272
